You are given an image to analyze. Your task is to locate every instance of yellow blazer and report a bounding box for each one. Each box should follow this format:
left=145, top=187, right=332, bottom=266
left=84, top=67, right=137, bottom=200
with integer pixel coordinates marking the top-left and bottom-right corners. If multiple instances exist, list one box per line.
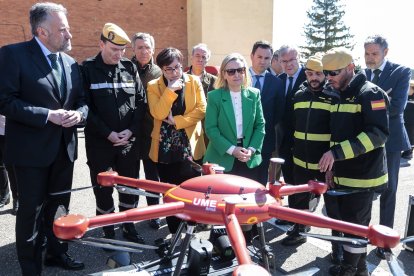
left=147, top=73, right=207, bottom=162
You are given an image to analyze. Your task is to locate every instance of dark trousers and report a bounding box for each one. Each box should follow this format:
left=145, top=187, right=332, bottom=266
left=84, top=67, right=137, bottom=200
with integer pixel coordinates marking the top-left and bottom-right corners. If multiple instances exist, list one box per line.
left=380, top=151, right=401, bottom=228
left=290, top=165, right=322, bottom=210
left=15, top=142, right=73, bottom=276
left=157, top=161, right=199, bottom=233
left=280, top=149, right=294, bottom=185
left=256, top=151, right=272, bottom=185
left=86, top=144, right=138, bottom=215
left=141, top=158, right=160, bottom=206
left=0, top=135, right=17, bottom=200
left=228, top=158, right=260, bottom=181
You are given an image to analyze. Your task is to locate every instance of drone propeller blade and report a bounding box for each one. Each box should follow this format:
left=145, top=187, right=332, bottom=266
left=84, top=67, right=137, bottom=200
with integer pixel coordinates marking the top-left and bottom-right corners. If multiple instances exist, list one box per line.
left=300, top=233, right=368, bottom=246
left=401, top=235, right=414, bottom=244
left=87, top=237, right=158, bottom=250
left=73, top=238, right=142, bottom=253
left=325, top=189, right=365, bottom=196
left=384, top=251, right=407, bottom=276
left=115, top=185, right=161, bottom=198
left=49, top=185, right=96, bottom=196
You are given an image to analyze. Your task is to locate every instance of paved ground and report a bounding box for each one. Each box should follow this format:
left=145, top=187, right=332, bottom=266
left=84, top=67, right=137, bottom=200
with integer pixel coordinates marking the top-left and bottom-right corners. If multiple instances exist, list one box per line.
left=0, top=132, right=413, bottom=275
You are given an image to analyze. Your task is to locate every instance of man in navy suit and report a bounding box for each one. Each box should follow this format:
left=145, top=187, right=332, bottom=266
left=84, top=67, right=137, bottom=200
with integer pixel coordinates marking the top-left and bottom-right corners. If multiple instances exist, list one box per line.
left=277, top=45, right=307, bottom=186
left=0, top=3, right=87, bottom=275
left=364, top=35, right=411, bottom=259
left=249, top=41, right=284, bottom=185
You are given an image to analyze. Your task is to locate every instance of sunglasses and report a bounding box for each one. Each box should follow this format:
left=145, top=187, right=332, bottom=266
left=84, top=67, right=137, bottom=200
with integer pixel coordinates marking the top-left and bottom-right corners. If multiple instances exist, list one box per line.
left=323, top=68, right=345, bottom=77
left=225, top=67, right=246, bottom=76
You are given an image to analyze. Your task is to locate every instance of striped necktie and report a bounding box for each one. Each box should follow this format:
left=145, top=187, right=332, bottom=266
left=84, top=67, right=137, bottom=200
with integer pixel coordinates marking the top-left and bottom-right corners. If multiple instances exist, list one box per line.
left=48, top=53, right=66, bottom=100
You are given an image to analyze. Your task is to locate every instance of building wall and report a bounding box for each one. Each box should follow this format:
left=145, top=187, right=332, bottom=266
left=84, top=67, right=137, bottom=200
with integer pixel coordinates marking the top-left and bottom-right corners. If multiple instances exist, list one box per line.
left=187, top=0, right=274, bottom=66
left=0, top=0, right=188, bottom=63
left=0, top=0, right=274, bottom=67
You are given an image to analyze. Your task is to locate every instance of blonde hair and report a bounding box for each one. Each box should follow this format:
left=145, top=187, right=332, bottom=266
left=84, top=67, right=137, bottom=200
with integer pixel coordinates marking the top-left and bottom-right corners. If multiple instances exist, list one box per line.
left=215, top=53, right=251, bottom=90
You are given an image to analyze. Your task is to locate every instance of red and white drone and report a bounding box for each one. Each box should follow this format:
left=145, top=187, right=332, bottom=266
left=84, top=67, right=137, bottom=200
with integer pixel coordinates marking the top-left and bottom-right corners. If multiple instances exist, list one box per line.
left=53, top=159, right=406, bottom=275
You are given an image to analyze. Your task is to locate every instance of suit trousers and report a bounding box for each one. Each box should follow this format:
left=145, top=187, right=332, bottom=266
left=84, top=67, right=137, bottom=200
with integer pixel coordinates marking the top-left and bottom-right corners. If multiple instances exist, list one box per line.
left=15, top=139, right=73, bottom=276
left=0, top=135, right=18, bottom=199
left=380, top=151, right=401, bottom=228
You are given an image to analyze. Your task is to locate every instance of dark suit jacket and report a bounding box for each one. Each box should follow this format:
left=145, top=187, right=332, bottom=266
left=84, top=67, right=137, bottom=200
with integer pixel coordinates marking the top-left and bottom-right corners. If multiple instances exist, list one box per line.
left=0, top=38, right=88, bottom=167
left=259, top=72, right=284, bottom=154
left=278, top=67, right=307, bottom=151
left=364, top=61, right=411, bottom=152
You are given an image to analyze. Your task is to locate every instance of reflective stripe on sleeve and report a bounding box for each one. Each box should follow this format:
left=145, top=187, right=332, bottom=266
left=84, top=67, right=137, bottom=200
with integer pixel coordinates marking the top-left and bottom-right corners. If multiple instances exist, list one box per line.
left=340, top=140, right=354, bottom=159
left=90, top=82, right=135, bottom=89
left=357, top=132, right=375, bottom=152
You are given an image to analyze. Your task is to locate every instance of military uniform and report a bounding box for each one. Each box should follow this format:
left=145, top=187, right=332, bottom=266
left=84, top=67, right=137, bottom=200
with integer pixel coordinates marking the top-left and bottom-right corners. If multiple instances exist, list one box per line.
left=81, top=23, right=146, bottom=242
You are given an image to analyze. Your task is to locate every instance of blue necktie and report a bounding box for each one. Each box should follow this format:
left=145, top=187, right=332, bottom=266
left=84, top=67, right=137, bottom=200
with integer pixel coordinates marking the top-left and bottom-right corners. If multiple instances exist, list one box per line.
left=254, top=75, right=263, bottom=91
left=48, top=53, right=66, bottom=100
left=286, top=76, right=294, bottom=95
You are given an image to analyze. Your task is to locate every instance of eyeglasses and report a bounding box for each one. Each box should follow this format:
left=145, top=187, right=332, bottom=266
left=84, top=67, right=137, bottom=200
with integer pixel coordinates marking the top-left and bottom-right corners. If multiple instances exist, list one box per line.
left=280, top=58, right=298, bottom=65
left=163, top=64, right=182, bottom=74
left=224, top=67, right=246, bottom=76
left=323, top=68, right=345, bottom=77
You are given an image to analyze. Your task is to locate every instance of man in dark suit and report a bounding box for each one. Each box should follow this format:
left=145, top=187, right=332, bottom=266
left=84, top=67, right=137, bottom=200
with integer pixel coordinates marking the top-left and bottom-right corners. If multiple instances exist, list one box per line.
left=277, top=45, right=306, bottom=185
left=0, top=3, right=87, bottom=275
left=249, top=41, right=284, bottom=185
left=363, top=35, right=411, bottom=259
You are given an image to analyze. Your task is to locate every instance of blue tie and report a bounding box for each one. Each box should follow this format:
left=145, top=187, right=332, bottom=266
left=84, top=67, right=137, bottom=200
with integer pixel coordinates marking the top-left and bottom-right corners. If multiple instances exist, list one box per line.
left=48, top=53, right=66, bottom=100
left=254, top=75, right=262, bottom=91
left=286, top=76, right=294, bottom=95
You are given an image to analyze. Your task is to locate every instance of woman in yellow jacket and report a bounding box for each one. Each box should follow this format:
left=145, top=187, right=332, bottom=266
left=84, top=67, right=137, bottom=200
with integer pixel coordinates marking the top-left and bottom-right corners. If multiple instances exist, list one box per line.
left=147, top=47, right=206, bottom=233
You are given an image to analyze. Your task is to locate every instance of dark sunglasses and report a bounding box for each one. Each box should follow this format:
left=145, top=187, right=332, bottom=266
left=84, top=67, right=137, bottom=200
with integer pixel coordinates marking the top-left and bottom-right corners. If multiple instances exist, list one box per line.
left=225, top=67, right=246, bottom=76
left=323, top=68, right=345, bottom=77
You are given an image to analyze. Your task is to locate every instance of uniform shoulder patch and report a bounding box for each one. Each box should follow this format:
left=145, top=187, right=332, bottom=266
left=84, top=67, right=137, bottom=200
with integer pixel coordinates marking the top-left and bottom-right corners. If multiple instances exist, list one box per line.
left=371, top=99, right=386, bottom=110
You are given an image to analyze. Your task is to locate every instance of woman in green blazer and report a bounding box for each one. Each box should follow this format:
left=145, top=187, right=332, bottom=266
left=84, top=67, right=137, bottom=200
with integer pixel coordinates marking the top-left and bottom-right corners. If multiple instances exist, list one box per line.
left=203, top=53, right=265, bottom=181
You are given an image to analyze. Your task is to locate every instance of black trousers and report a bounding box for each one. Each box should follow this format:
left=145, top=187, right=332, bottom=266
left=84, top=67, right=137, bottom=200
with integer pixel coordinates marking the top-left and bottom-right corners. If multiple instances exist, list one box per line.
left=0, top=135, right=17, bottom=200
left=15, top=141, right=73, bottom=276
left=157, top=161, right=200, bottom=233
left=141, top=158, right=160, bottom=206
left=255, top=151, right=272, bottom=186
left=86, top=144, right=138, bottom=215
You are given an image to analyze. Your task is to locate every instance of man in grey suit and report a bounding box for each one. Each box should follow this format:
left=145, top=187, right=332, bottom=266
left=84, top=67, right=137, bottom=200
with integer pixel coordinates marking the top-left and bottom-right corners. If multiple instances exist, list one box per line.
left=364, top=34, right=411, bottom=259
left=0, top=3, right=87, bottom=275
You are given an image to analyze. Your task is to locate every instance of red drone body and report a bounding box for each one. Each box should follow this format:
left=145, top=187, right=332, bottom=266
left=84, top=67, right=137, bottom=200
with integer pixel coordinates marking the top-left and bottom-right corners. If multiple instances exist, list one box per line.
left=53, top=163, right=401, bottom=273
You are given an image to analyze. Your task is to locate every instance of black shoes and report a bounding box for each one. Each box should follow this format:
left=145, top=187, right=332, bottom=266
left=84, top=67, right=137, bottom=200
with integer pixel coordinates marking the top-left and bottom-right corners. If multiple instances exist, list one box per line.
left=281, top=224, right=309, bottom=246
left=44, top=252, right=85, bottom=270
left=375, top=247, right=391, bottom=260
left=148, top=218, right=161, bottom=230
left=0, top=192, right=10, bottom=208
left=11, top=200, right=18, bottom=216
left=402, top=149, right=413, bottom=160
left=122, top=223, right=145, bottom=244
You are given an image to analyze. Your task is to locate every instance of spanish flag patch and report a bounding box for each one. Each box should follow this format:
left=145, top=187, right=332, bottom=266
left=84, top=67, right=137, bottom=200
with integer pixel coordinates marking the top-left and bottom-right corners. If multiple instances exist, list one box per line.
left=371, top=99, right=386, bottom=110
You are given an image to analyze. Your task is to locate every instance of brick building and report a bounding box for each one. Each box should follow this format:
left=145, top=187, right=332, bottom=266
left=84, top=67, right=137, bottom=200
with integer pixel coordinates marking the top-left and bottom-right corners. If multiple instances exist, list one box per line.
left=0, top=0, right=274, bottom=66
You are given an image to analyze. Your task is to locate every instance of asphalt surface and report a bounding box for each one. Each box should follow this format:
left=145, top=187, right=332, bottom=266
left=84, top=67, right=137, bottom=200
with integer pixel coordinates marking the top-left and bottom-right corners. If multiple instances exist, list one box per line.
left=0, top=132, right=414, bottom=276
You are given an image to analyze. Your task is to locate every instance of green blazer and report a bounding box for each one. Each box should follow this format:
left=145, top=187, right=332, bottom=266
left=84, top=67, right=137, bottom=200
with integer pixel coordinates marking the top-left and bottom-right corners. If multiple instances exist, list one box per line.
left=203, top=87, right=265, bottom=171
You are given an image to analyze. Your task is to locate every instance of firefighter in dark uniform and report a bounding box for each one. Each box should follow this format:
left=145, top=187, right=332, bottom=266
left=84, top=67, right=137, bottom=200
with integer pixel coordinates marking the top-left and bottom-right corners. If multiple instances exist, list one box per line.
left=281, top=53, right=343, bottom=264
left=318, top=48, right=389, bottom=276
left=81, top=23, right=146, bottom=243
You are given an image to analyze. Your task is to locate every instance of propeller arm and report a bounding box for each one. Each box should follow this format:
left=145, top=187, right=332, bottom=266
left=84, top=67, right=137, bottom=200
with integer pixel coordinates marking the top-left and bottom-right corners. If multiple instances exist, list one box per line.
left=271, top=180, right=328, bottom=197
left=97, top=171, right=176, bottom=194
left=268, top=205, right=400, bottom=248
left=54, top=202, right=185, bottom=240
left=223, top=199, right=252, bottom=265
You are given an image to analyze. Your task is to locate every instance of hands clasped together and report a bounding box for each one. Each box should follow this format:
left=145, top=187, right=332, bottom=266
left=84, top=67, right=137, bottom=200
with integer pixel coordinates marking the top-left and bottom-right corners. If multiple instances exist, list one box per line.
left=233, top=147, right=252, bottom=163
left=48, top=109, right=82, bottom=128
